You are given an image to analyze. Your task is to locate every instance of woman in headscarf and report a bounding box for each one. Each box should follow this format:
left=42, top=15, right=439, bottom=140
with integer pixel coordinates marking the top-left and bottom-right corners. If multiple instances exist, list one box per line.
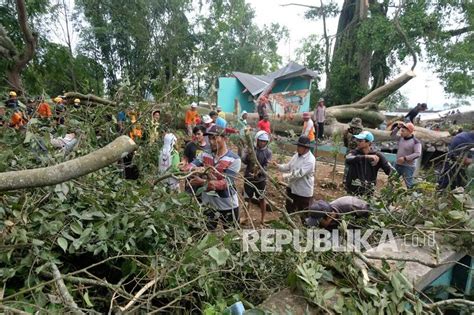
left=159, top=133, right=180, bottom=190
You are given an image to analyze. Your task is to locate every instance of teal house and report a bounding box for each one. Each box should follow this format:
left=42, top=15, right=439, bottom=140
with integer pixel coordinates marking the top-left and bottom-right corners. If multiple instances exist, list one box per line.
left=217, top=62, right=317, bottom=115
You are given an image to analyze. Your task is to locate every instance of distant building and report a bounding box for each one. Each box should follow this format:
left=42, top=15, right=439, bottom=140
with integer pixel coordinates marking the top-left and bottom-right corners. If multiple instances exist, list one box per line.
left=217, top=61, right=317, bottom=114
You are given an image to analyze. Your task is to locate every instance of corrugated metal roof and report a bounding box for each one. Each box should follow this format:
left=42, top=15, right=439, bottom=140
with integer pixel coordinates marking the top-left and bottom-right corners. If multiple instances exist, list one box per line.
left=232, top=61, right=317, bottom=96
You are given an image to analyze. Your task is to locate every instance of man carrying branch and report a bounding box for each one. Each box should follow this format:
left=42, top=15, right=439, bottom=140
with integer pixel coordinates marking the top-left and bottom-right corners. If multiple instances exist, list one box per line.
left=184, top=125, right=241, bottom=229
left=241, top=130, right=272, bottom=224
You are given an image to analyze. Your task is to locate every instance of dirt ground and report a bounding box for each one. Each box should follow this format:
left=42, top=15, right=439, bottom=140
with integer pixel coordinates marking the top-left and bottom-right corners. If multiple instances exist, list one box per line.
left=238, top=159, right=389, bottom=227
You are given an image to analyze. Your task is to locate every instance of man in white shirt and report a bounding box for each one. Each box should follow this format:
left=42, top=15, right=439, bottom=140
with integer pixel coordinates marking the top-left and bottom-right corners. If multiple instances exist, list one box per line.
left=271, top=136, right=316, bottom=213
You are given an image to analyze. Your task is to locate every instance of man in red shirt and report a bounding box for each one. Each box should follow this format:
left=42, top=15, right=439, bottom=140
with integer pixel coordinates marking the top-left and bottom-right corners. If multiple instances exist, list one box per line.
left=257, top=114, right=271, bottom=133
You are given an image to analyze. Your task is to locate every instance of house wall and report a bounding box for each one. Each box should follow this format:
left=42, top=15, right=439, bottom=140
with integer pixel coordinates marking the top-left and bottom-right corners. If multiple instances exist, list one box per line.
left=217, top=77, right=254, bottom=113
left=271, top=77, right=312, bottom=113
left=218, top=76, right=313, bottom=114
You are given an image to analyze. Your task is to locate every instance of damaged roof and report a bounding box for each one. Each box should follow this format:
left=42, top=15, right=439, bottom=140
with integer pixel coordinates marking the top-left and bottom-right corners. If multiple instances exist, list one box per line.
left=232, top=61, right=317, bottom=96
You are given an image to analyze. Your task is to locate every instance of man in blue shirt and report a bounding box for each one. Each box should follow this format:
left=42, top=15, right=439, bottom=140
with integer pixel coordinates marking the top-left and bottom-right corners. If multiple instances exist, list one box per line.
left=210, top=110, right=227, bottom=128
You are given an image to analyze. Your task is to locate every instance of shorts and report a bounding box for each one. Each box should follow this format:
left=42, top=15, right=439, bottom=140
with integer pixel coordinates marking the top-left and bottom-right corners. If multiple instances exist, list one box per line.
left=243, top=181, right=266, bottom=200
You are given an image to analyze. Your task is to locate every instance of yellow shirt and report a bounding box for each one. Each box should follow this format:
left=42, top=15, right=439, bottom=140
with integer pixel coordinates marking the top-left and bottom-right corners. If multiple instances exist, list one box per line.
left=218, top=111, right=225, bottom=119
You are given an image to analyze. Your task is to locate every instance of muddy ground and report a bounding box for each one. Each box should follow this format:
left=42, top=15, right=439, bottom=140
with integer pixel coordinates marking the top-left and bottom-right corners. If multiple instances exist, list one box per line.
left=237, top=158, right=389, bottom=227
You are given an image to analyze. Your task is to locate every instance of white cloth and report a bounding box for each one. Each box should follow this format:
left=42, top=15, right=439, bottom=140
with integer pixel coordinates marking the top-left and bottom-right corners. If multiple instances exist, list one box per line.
left=277, top=151, right=316, bottom=197
left=159, top=133, right=178, bottom=189
left=302, top=118, right=314, bottom=137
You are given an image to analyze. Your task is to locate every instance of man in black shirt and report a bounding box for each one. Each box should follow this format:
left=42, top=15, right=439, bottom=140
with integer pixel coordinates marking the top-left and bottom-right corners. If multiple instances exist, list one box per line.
left=345, top=131, right=392, bottom=196
left=182, top=125, right=210, bottom=164
left=405, top=103, right=427, bottom=123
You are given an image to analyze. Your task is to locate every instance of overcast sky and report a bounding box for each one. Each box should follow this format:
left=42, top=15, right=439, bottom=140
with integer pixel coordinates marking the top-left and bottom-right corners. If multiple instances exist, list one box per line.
left=247, top=0, right=471, bottom=110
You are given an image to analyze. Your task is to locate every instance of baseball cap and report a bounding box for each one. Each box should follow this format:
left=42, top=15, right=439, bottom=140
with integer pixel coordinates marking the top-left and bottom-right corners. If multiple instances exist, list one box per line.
left=255, top=130, right=270, bottom=142
left=353, top=131, right=375, bottom=142
left=202, top=115, right=213, bottom=124
left=191, top=102, right=197, bottom=108
left=400, top=122, right=415, bottom=133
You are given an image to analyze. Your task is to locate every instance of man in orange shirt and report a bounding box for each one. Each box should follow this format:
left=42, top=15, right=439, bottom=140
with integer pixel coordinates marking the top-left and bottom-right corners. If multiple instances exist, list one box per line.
left=302, top=112, right=316, bottom=154
left=10, top=109, right=26, bottom=129
left=185, top=102, right=199, bottom=136
left=37, top=101, right=52, bottom=118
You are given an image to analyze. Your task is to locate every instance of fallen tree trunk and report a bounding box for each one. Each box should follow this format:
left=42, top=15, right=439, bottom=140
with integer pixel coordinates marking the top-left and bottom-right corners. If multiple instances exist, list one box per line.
left=0, top=136, right=136, bottom=192
left=324, top=121, right=451, bottom=144
left=355, top=70, right=416, bottom=105
left=63, top=92, right=117, bottom=106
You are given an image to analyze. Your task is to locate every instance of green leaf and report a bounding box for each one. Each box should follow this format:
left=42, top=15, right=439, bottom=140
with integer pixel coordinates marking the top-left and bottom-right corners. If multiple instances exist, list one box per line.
left=57, top=237, right=68, bottom=252
left=83, top=291, right=94, bottom=307
left=448, top=210, right=465, bottom=220
left=323, top=287, right=337, bottom=300
left=363, top=287, right=378, bottom=296
left=208, top=246, right=230, bottom=266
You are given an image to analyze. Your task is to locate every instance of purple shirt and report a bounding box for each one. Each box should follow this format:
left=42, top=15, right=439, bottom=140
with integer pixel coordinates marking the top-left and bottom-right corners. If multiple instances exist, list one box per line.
left=391, top=127, right=422, bottom=167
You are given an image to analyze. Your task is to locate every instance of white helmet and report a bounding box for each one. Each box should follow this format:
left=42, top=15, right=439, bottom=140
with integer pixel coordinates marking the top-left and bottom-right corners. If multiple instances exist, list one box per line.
left=255, top=130, right=270, bottom=142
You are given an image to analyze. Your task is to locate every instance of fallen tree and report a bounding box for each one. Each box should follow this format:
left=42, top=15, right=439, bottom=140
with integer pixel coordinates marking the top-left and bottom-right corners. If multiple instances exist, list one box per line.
left=0, top=136, right=136, bottom=192
left=63, top=92, right=117, bottom=107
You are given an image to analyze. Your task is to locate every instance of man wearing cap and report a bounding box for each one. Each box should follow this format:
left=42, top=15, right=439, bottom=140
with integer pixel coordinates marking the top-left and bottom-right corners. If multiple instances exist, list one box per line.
left=241, top=130, right=272, bottom=224
left=73, top=98, right=81, bottom=109
left=185, top=125, right=241, bottom=229
left=305, top=196, right=371, bottom=229
left=343, top=118, right=364, bottom=184
left=302, top=112, right=316, bottom=154
left=391, top=122, right=422, bottom=188
left=210, top=110, right=227, bottom=128
left=236, top=111, right=250, bottom=135
left=272, top=136, right=316, bottom=213
left=54, top=96, right=66, bottom=125
left=185, top=102, right=199, bottom=136
left=202, top=114, right=215, bottom=146
left=345, top=131, right=392, bottom=196
left=5, top=91, right=19, bottom=110
left=313, top=98, right=326, bottom=140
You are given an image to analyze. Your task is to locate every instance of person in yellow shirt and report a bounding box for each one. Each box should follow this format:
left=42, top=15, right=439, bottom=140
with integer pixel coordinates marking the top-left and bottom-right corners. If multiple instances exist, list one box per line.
left=216, top=106, right=226, bottom=119
left=302, top=112, right=316, bottom=154
left=184, top=102, right=199, bottom=136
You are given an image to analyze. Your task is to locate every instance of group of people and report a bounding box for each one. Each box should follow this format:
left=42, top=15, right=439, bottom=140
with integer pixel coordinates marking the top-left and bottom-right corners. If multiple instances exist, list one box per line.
left=1, top=91, right=82, bottom=130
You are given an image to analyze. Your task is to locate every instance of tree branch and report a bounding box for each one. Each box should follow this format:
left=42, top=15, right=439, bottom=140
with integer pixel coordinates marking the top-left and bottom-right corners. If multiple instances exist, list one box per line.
left=14, top=0, right=37, bottom=70
left=444, top=26, right=472, bottom=37
left=280, top=3, right=321, bottom=9
left=0, top=136, right=137, bottom=192
left=426, top=299, right=474, bottom=310
left=50, top=262, right=85, bottom=315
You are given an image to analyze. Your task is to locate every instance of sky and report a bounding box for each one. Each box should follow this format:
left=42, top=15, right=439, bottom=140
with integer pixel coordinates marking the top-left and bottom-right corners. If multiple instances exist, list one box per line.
left=246, top=0, right=472, bottom=110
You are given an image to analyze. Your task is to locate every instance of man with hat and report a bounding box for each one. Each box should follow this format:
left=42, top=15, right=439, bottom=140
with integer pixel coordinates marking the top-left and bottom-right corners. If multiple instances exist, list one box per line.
left=313, top=98, right=326, bottom=140
left=305, top=196, right=371, bottom=229
left=185, top=125, right=242, bottom=229
left=241, top=130, right=272, bottom=224
left=302, top=112, right=316, bottom=154
left=5, top=91, right=19, bottom=111
left=390, top=121, right=421, bottom=188
left=345, top=131, right=392, bottom=196
left=257, top=95, right=269, bottom=121
left=73, top=98, right=81, bottom=109
left=343, top=117, right=364, bottom=184
left=185, top=102, right=199, bottom=137
left=271, top=136, right=316, bottom=213
left=210, top=110, right=227, bottom=128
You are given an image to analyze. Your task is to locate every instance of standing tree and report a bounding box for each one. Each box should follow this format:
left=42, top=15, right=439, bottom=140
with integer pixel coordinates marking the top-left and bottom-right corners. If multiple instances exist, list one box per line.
left=0, top=0, right=38, bottom=94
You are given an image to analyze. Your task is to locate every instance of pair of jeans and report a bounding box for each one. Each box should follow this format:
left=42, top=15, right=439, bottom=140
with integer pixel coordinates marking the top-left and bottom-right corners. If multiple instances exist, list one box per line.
left=317, top=122, right=324, bottom=139
left=395, top=164, right=415, bottom=188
